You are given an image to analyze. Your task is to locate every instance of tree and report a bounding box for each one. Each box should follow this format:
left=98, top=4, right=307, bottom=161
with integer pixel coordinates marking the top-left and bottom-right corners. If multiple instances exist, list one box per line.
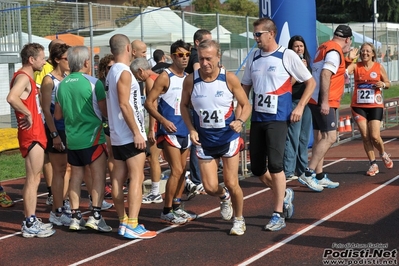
left=222, top=0, right=258, bottom=17
left=316, top=0, right=399, bottom=23
left=20, top=1, right=69, bottom=36
left=191, top=0, right=222, bottom=13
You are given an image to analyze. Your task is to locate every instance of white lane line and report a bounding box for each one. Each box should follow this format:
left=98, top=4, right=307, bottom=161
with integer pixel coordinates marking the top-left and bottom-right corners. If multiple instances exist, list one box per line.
left=237, top=174, right=399, bottom=266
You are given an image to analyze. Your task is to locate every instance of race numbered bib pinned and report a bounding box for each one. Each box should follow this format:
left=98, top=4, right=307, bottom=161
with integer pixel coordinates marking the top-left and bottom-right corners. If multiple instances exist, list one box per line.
left=356, top=84, right=375, bottom=104
left=199, top=109, right=225, bottom=128
left=254, top=93, right=278, bottom=114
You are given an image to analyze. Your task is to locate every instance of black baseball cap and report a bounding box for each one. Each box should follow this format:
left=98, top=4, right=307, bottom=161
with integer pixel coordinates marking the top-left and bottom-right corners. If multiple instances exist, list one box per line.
left=334, top=25, right=352, bottom=38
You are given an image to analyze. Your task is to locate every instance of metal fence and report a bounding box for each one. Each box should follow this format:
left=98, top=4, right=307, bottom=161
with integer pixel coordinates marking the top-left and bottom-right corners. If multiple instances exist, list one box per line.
left=2, top=0, right=399, bottom=126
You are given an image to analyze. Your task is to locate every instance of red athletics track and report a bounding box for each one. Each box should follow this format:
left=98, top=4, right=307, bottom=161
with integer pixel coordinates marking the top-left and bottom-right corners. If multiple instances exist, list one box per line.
left=0, top=126, right=398, bottom=265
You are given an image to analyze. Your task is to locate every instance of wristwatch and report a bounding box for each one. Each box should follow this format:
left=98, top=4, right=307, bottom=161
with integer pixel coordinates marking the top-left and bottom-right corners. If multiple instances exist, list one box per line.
left=50, top=131, right=59, bottom=139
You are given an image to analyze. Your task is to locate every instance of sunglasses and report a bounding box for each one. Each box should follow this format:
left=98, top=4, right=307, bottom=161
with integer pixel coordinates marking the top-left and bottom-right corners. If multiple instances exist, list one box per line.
left=253, top=31, right=270, bottom=38
left=173, top=52, right=191, bottom=58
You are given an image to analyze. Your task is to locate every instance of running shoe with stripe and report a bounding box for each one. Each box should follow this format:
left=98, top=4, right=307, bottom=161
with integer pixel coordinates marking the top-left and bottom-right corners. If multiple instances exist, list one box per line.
left=49, top=211, right=71, bottom=226
left=118, top=223, right=127, bottom=236
left=381, top=152, right=393, bottom=169
left=160, top=211, right=187, bottom=225
left=283, top=188, right=294, bottom=219
left=317, top=174, right=339, bottom=188
left=21, top=220, right=56, bottom=238
left=264, top=213, right=286, bottom=231
left=46, top=195, right=53, bottom=206
left=123, top=224, right=157, bottom=239
left=366, top=163, right=379, bottom=176
left=220, top=198, right=233, bottom=221
left=229, top=218, right=246, bottom=236
left=142, top=193, right=163, bottom=204
left=298, top=173, right=324, bottom=192
left=69, top=218, right=87, bottom=231
left=85, top=216, right=112, bottom=232
left=174, top=207, right=198, bottom=221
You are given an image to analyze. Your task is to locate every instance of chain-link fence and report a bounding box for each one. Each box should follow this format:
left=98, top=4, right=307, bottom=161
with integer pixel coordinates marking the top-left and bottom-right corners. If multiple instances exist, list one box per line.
left=2, top=0, right=399, bottom=127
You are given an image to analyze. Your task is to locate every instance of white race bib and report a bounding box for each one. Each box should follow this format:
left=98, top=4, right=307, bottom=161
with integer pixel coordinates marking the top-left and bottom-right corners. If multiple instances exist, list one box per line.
left=199, top=109, right=225, bottom=128
left=357, top=89, right=375, bottom=104
left=254, top=93, right=278, bottom=114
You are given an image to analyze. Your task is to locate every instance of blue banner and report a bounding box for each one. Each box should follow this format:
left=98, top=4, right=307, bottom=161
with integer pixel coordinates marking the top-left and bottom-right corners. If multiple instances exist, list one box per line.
left=259, top=0, right=317, bottom=57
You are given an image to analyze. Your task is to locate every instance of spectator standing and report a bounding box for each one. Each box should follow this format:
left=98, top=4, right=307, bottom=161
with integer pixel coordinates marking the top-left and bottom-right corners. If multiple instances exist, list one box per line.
left=151, top=49, right=171, bottom=74
left=283, top=35, right=313, bottom=180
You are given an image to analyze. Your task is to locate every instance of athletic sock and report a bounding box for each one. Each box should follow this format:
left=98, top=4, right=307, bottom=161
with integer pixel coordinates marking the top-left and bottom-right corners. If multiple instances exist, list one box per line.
left=316, top=173, right=324, bottom=180
left=92, top=207, right=101, bottom=220
left=71, top=209, right=82, bottom=220
left=163, top=207, right=172, bottom=215
left=119, top=215, right=128, bottom=224
left=47, top=187, right=52, bottom=197
left=172, top=198, right=181, bottom=210
left=25, top=215, right=36, bottom=227
left=305, top=168, right=314, bottom=177
left=370, top=160, right=377, bottom=165
left=128, top=218, right=138, bottom=228
left=219, top=187, right=230, bottom=201
left=274, top=211, right=284, bottom=219
left=151, top=182, right=160, bottom=195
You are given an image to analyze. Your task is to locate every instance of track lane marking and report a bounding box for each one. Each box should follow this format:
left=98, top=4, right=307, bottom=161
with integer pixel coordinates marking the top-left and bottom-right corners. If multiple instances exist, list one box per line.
left=237, top=173, right=399, bottom=265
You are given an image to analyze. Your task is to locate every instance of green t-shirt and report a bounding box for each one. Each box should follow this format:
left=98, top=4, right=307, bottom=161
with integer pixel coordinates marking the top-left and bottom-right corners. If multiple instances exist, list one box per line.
left=56, top=72, right=106, bottom=150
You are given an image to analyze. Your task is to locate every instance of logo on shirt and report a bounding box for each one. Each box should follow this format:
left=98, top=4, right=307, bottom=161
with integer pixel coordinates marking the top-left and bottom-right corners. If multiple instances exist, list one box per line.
left=370, top=72, right=377, bottom=79
left=195, top=95, right=206, bottom=98
left=65, top=78, right=78, bottom=83
left=267, top=66, right=276, bottom=72
left=215, top=91, right=224, bottom=97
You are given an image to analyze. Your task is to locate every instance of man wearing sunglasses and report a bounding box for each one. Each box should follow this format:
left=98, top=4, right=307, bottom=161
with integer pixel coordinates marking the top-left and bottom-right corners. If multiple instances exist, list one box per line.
left=299, top=25, right=353, bottom=192
left=145, top=40, right=197, bottom=225
left=241, top=18, right=316, bottom=232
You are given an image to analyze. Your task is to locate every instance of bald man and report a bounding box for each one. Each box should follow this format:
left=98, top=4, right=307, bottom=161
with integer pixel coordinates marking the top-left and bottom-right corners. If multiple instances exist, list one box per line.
left=131, top=40, right=147, bottom=60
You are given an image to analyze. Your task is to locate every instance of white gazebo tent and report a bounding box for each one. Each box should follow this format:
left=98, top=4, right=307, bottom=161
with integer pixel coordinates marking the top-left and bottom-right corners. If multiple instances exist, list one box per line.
left=84, top=7, right=199, bottom=47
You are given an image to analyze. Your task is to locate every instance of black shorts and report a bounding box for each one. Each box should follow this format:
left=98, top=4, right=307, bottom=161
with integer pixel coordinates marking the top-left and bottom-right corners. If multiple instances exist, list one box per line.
left=249, top=121, right=288, bottom=175
left=351, top=107, right=383, bottom=121
left=67, top=144, right=107, bottom=166
left=309, top=105, right=337, bottom=132
left=112, top=142, right=147, bottom=161
left=45, top=127, right=67, bottom=154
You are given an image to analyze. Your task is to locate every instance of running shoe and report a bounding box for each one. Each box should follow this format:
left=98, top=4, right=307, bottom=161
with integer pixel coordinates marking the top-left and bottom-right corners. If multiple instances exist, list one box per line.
left=298, top=173, right=324, bottom=192
left=63, top=199, right=71, bottom=212
left=49, top=211, right=71, bottom=226
left=283, top=188, right=294, bottom=219
left=69, top=218, right=87, bottom=231
left=174, top=207, right=198, bottom=221
left=229, top=218, right=246, bottom=236
left=381, top=152, right=393, bottom=169
left=35, top=218, right=53, bottom=230
left=85, top=216, right=112, bottom=232
left=286, top=175, right=298, bottom=180
left=317, top=174, right=339, bottom=188
left=123, top=224, right=157, bottom=239
left=185, top=178, right=197, bottom=200
left=195, top=183, right=207, bottom=195
left=21, top=220, right=55, bottom=238
left=0, top=191, right=14, bottom=207
left=264, top=213, right=286, bottom=231
left=366, top=163, right=379, bottom=176
left=89, top=200, right=114, bottom=211
left=46, top=195, right=53, bottom=206
left=220, top=198, right=233, bottom=221
left=142, top=193, right=163, bottom=204
left=160, top=212, right=187, bottom=225
left=118, top=223, right=127, bottom=236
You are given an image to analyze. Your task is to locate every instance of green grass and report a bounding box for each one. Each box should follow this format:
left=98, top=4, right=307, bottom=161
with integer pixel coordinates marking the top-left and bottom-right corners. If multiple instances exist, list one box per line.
left=0, top=85, right=398, bottom=182
left=0, top=152, right=25, bottom=181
